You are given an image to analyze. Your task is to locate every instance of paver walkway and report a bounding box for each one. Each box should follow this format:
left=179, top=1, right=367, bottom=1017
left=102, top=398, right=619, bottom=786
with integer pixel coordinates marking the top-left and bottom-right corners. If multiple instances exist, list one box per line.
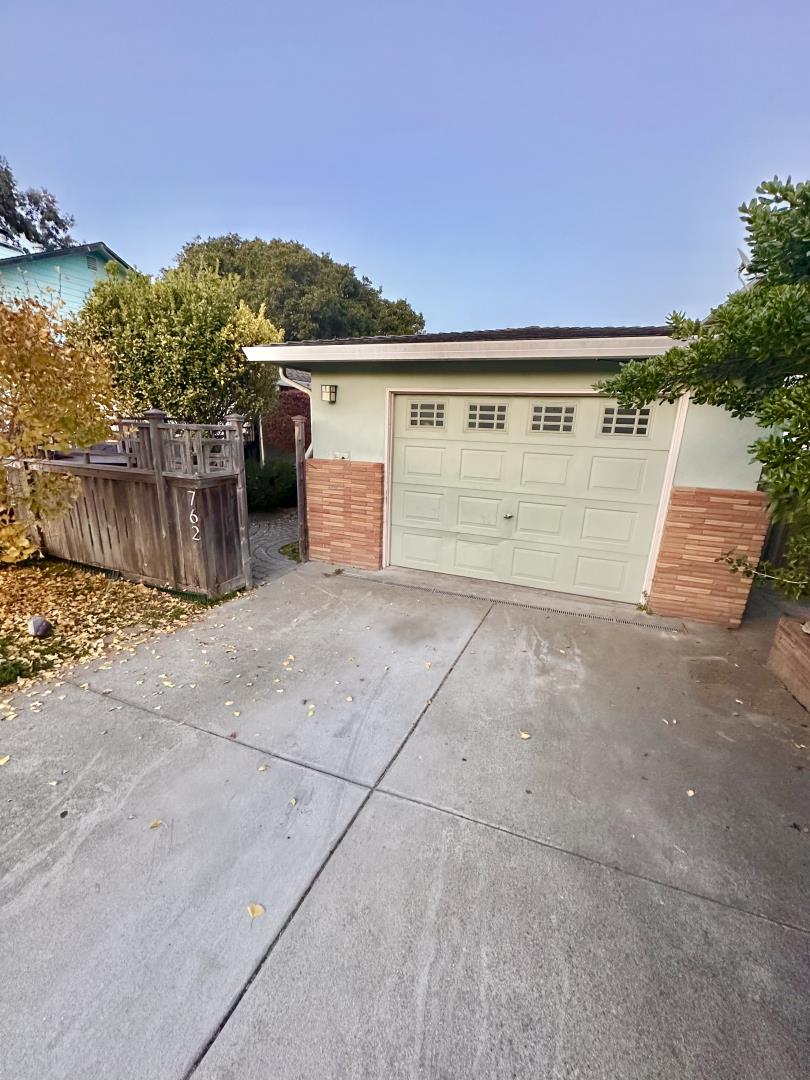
left=248, top=508, right=298, bottom=584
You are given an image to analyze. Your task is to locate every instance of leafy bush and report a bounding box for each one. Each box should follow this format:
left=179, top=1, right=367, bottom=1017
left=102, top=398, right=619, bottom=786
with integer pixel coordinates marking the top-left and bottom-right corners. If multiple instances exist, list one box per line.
left=245, top=458, right=297, bottom=512
left=72, top=266, right=283, bottom=422
left=264, top=388, right=311, bottom=454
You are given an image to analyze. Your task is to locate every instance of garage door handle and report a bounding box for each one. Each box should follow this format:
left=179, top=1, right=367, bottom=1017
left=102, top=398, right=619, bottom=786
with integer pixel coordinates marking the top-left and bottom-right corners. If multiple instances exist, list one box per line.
left=503, top=513, right=514, bottom=520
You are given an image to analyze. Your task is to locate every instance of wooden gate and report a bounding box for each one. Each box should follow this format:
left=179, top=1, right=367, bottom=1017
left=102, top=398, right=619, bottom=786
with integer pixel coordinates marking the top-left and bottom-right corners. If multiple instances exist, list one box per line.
left=8, top=410, right=253, bottom=598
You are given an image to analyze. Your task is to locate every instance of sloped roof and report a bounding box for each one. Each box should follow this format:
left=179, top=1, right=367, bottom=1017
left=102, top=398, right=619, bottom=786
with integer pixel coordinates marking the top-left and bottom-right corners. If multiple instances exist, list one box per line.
left=262, top=325, right=670, bottom=348
left=0, top=241, right=132, bottom=271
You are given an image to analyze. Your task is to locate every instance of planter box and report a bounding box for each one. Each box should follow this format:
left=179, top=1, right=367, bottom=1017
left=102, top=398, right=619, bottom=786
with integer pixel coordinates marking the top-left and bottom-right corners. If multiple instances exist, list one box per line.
left=767, top=616, right=810, bottom=710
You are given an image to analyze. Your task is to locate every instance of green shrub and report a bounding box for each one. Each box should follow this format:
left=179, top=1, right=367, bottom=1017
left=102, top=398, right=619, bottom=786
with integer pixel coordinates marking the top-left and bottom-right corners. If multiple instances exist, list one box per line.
left=245, top=458, right=297, bottom=512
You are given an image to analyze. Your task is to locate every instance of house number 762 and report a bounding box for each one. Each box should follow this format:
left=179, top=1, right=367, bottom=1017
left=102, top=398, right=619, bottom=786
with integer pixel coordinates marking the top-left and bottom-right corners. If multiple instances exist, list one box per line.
left=188, top=490, right=201, bottom=542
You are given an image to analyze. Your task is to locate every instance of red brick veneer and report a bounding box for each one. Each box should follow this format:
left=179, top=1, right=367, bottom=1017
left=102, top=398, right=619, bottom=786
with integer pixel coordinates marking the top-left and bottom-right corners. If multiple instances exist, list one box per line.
left=649, top=487, right=770, bottom=628
left=305, top=459, right=384, bottom=570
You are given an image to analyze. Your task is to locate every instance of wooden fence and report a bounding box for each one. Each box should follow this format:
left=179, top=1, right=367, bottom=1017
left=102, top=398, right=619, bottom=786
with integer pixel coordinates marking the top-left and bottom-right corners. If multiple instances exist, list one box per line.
left=8, top=410, right=253, bottom=598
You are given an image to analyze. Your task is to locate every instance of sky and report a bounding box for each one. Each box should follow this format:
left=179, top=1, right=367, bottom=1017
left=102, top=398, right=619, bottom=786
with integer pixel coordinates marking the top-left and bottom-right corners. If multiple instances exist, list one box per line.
left=4, top=0, right=810, bottom=332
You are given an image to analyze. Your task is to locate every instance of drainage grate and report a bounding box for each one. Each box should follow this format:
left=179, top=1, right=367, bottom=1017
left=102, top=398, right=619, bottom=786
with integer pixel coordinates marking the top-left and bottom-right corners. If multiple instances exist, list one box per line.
left=351, top=575, right=681, bottom=632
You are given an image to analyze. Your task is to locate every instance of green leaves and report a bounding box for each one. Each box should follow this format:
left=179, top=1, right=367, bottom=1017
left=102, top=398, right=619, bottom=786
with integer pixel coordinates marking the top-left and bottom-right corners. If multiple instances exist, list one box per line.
left=598, top=175, right=810, bottom=600
left=176, top=235, right=425, bottom=341
left=72, top=267, right=283, bottom=423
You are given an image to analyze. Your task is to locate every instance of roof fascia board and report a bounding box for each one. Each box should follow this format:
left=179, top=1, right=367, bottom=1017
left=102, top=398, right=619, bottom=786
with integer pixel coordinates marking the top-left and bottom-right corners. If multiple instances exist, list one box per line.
left=244, top=335, right=675, bottom=365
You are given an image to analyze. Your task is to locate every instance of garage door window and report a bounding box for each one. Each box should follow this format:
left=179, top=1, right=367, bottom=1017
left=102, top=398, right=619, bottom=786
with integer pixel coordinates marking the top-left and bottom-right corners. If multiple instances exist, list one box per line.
left=409, top=401, right=446, bottom=428
left=531, top=402, right=576, bottom=434
left=466, top=402, right=508, bottom=431
left=600, top=405, right=651, bottom=436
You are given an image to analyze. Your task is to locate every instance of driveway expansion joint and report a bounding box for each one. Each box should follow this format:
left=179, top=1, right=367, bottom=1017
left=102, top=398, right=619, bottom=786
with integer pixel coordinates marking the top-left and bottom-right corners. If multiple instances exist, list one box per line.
left=183, top=601, right=496, bottom=1077
left=62, top=674, right=372, bottom=791
left=373, top=787, right=810, bottom=937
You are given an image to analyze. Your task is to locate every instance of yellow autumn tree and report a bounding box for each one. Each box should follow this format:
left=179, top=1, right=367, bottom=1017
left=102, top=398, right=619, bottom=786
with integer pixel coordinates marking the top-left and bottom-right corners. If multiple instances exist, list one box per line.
left=0, top=296, right=116, bottom=563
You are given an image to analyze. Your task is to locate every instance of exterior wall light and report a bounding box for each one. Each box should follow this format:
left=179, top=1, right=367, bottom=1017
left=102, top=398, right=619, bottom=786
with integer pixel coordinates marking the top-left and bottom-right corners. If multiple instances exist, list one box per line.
left=321, top=384, right=338, bottom=404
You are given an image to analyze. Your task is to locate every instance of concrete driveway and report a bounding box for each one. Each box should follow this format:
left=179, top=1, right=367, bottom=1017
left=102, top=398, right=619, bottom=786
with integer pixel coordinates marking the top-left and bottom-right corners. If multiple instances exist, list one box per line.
left=1, top=562, right=808, bottom=1079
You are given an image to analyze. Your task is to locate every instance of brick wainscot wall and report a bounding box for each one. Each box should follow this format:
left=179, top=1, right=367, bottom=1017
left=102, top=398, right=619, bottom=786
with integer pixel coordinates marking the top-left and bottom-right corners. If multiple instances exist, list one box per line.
left=649, top=487, right=770, bottom=628
left=306, top=459, right=384, bottom=570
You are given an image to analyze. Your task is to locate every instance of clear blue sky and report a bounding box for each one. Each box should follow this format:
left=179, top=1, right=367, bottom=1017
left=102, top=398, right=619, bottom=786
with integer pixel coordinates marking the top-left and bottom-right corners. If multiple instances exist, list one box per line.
left=5, top=0, right=809, bottom=331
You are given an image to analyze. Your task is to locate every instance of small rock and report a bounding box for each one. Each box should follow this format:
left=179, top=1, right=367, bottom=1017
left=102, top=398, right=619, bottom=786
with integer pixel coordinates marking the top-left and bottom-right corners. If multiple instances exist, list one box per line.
left=27, top=616, right=53, bottom=639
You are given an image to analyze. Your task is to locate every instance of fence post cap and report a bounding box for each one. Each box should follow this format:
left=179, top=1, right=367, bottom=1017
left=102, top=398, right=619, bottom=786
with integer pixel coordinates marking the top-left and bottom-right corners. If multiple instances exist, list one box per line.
left=144, top=407, right=167, bottom=421
left=224, top=413, right=246, bottom=423
left=291, top=414, right=306, bottom=423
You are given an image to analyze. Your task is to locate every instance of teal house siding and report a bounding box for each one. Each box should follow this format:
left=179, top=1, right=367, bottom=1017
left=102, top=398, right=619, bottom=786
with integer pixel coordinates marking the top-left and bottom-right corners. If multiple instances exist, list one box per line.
left=0, top=242, right=130, bottom=315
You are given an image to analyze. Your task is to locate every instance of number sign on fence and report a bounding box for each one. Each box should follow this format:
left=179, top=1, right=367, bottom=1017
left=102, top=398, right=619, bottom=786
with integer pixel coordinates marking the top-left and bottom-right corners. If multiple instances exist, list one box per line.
left=6, top=410, right=254, bottom=598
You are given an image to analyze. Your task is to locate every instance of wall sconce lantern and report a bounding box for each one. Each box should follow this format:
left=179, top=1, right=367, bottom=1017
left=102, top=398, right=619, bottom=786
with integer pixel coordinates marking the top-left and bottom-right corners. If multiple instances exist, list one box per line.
left=321, top=384, right=338, bottom=404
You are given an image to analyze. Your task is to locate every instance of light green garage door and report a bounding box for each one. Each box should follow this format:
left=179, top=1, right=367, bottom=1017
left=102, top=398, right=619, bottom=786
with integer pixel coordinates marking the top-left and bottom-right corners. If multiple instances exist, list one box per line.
left=389, top=394, right=677, bottom=603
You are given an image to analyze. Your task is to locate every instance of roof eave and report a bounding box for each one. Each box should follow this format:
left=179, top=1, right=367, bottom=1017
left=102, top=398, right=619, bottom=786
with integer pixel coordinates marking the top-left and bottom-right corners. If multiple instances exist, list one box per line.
left=244, top=334, right=676, bottom=369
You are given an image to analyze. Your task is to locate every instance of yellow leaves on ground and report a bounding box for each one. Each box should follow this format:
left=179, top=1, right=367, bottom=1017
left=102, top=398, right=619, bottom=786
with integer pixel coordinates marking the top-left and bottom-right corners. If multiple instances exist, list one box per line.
left=246, top=903, right=265, bottom=919
left=519, top=730, right=531, bottom=740
left=149, top=819, right=164, bottom=829
left=0, top=561, right=199, bottom=688
left=0, top=754, right=10, bottom=765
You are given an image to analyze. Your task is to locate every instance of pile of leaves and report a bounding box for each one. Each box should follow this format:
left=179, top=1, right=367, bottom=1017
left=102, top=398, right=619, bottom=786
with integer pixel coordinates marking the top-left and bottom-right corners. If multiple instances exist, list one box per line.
left=0, top=561, right=200, bottom=688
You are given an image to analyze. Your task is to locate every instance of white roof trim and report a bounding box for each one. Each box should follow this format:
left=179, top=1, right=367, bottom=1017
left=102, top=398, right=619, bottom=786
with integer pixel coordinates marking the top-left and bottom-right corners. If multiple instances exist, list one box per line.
left=244, top=335, right=675, bottom=365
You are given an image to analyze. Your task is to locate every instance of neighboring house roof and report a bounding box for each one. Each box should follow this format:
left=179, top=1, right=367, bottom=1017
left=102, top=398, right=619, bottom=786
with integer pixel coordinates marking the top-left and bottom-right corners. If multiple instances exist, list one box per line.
left=280, top=367, right=312, bottom=388
left=0, top=241, right=132, bottom=271
left=245, top=325, right=674, bottom=369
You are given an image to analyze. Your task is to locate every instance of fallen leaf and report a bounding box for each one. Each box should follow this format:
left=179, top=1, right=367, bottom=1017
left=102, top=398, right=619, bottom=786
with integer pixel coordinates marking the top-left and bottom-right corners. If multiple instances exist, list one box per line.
left=233, top=711, right=241, bottom=717
left=257, top=763, right=269, bottom=772
left=289, top=797, right=297, bottom=807
left=346, top=695, right=353, bottom=702
left=149, top=819, right=163, bottom=829
left=687, top=789, right=696, bottom=798
left=519, top=730, right=531, bottom=740
left=225, top=700, right=234, bottom=706
left=0, top=754, right=10, bottom=766
left=735, top=699, right=743, bottom=705
left=425, top=661, right=432, bottom=669
left=246, top=902, right=265, bottom=919
left=228, top=731, right=238, bottom=739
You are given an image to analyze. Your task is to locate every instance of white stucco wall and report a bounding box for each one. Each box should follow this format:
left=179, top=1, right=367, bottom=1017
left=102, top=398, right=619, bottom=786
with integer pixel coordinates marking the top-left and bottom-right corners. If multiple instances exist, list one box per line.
left=306, top=366, right=762, bottom=492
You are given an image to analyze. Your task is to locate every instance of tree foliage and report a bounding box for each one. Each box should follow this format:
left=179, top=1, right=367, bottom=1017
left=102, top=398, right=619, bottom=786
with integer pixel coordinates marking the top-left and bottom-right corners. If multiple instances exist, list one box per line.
left=1, top=297, right=115, bottom=562
left=177, top=234, right=424, bottom=341
left=73, top=267, right=283, bottom=422
left=264, top=388, right=311, bottom=454
left=0, top=156, right=75, bottom=252
left=598, top=177, right=810, bottom=597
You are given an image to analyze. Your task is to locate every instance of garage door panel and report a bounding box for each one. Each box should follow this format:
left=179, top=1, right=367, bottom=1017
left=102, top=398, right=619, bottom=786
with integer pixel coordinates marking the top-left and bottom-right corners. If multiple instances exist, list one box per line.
left=520, top=452, right=573, bottom=486
left=454, top=537, right=500, bottom=576
left=402, top=444, right=445, bottom=478
left=457, top=494, right=502, bottom=529
left=391, top=395, right=676, bottom=603
left=514, top=500, right=566, bottom=538
left=459, top=448, right=505, bottom=482
left=398, top=529, right=443, bottom=569
left=510, top=545, right=562, bottom=586
left=400, top=489, right=444, bottom=525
